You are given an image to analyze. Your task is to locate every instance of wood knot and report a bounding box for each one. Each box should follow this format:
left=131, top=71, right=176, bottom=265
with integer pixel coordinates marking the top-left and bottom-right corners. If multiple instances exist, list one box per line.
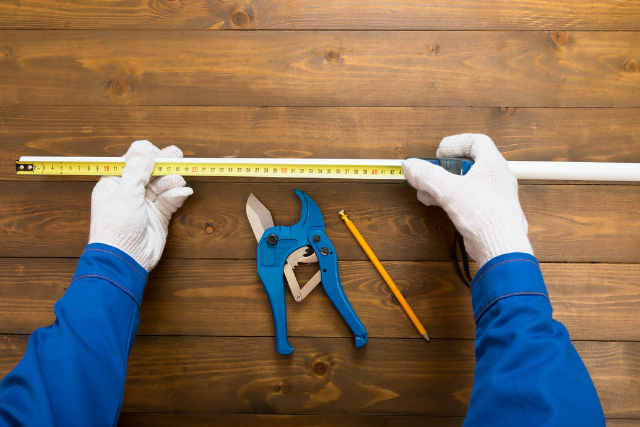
left=205, top=224, right=215, bottom=234
left=498, top=107, right=516, bottom=116
left=625, top=60, right=638, bottom=74
left=279, top=384, right=296, bottom=394
left=230, top=7, right=252, bottom=27
left=428, top=44, right=439, bottom=56
left=325, top=50, right=341, bottom=63
left=390, top=295, right=400, bottom=305
left=2, top=337, right=8, bottom=346
left=395, top=146, right=405, bottom=156
left=159, top=0, right=185, bottom=11
left=550, top=31, right=569, bottom=47
left=109, top=79, right=129, bottom=96
left=312, top=361, right=329, bottom=376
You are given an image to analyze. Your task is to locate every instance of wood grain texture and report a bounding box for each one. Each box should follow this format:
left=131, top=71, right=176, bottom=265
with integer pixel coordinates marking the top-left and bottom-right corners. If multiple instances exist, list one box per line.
left=2, top=258, right=640, bottom=341
left=521, top=185, right=640, bottom=261
left=1, top=0, right=639, bottom=30
left=580, top=341, right=640, bottom=419
left=1, top=0, right=638, bottom=422
left=608, top=421, right=640, bottom=427
left=2, top=31, right=639, bottom=107
left=0, top=336, right=638, bottom=417
left=1, top=181, right=639, bottom=262
left=117, top=413, right=465, bottom=427
left=116, top=413, right=640, bottom=427
left=3, top=106, right=640, bottom=181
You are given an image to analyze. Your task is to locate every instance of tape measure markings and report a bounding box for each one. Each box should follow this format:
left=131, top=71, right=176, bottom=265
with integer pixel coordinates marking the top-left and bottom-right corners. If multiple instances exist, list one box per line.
left=16, top=158, right=406, bottom=180
left=17, top=157, right=640, bottom=181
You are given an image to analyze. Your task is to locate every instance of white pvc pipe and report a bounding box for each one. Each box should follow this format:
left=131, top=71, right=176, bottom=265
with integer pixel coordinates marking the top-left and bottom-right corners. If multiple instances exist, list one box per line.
left=508, top=161, right=640, bottom=181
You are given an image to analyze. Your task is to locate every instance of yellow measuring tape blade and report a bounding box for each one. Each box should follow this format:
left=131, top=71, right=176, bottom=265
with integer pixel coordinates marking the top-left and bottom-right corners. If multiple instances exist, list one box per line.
left=15, top=158, right=406, bottom=180
left=17, top=157, right=640, bottom=181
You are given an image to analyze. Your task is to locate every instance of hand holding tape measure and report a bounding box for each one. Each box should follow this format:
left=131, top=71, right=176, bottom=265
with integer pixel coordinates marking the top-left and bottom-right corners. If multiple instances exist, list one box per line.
left=88, top=140, right=194, bottom=272
left=403, top=134, right=534, bottom=268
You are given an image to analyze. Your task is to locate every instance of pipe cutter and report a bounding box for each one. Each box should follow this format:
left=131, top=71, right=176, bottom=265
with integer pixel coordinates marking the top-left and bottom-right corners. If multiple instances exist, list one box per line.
left=246, top=190, right=368, bottom=355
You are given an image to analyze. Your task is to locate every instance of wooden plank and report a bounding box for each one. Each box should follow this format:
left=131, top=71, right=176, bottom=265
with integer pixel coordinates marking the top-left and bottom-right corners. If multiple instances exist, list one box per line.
left=1, top=0, right=639, bottom=30
left=2, top=259, right=640, bottom=341
left=2, top=31, right=639, bottom=107
left=116, top=413, right=640, bottom=427
left=521, top=185, right=640, bottom=262
left=543, top=264, right=640, bottom=341
left=608, top=421, right=640, bottom=427
left=0, top=259, right=476, bottom=339
left=0, top=181, right=638, bottom=262
left=580, top=341, right=640, bottom=419
left=117, top=413, right=465, bottom=427
left=0, top=336, right=638, bottom=417
left=3, top=106, right=640, bottom=181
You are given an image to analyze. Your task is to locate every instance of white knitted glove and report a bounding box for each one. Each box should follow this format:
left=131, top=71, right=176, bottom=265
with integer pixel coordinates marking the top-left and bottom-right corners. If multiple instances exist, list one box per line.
left=402, top=134, right=533, bottom=268
left=89, top=140, right=194, bottom=272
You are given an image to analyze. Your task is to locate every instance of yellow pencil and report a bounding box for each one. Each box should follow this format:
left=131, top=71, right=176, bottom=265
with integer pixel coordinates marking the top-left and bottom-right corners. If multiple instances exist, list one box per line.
left=339, top=210, right=430, bottom=342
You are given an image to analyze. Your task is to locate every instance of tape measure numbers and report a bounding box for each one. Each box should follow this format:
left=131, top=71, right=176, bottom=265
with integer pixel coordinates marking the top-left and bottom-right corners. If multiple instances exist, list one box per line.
left=15, top=158, right=407, bottom=180
left=15, top=156, right=640, bottom=181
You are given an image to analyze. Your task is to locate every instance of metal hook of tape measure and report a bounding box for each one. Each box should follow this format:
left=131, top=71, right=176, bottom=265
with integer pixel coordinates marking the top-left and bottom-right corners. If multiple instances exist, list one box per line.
left=16, top=163, right=34, bottom=172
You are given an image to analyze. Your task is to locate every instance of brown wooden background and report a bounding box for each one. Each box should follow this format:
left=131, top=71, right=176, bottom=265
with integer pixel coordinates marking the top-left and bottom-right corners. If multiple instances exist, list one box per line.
left=1, top=1, right=639, bottom=426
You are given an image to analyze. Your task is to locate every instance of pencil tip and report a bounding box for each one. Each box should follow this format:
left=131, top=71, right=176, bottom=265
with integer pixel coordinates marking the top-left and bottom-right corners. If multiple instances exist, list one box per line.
left=422, top=333, right=430, bottom=342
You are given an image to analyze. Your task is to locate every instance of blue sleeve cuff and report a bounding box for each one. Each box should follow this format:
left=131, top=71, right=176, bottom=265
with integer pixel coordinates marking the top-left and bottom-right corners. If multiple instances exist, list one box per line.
left=470, top=252, right=549, bottom=323
left=72, top=243, right=148, bottom=308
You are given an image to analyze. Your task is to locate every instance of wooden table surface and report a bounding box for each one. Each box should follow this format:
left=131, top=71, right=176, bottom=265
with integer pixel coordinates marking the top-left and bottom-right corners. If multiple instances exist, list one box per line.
left=1, top=1, right=639, bottom=426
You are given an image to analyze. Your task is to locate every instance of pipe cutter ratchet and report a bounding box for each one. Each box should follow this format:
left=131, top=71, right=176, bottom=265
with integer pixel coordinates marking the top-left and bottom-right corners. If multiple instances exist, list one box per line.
left=246, top=190, right=368, bottom=355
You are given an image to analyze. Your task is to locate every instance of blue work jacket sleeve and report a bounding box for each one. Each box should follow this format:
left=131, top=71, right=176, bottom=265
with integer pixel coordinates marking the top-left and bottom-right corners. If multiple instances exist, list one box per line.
left=0, top=243, right=148, bottom=427
left=464, top=252, right=604, bottom=427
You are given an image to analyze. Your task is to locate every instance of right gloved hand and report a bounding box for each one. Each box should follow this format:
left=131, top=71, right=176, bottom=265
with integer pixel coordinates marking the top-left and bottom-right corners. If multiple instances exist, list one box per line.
left=402, top=134, right=533, bottom=268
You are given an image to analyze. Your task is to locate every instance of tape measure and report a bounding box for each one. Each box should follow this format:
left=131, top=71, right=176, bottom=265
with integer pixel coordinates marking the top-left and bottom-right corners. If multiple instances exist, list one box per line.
left=16, top=156, right=640, bottom=181
left=15, top=157, right=408, bottom=180
left=15, top=156, right=640, bottom=181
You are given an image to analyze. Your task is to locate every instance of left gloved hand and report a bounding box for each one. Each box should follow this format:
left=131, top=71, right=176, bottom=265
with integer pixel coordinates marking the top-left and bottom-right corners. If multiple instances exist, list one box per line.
left=89, top=140, right=193, bottom=272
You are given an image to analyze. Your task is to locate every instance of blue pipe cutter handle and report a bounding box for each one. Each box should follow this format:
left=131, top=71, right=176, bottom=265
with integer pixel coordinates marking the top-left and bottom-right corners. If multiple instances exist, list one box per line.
left=256, top=189, right=367, bottom=355
left=257, top=261, right=296, bottom=355
left=308, top=230, right=368, bottom=348
left=256, top=220, right=308, bottom=355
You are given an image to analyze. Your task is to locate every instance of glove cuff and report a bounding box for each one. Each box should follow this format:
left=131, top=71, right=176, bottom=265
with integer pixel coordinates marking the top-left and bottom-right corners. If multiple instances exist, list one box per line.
left=89, top=233, right=161, bottom=272
left=473, top=228, right=534, bottom=268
